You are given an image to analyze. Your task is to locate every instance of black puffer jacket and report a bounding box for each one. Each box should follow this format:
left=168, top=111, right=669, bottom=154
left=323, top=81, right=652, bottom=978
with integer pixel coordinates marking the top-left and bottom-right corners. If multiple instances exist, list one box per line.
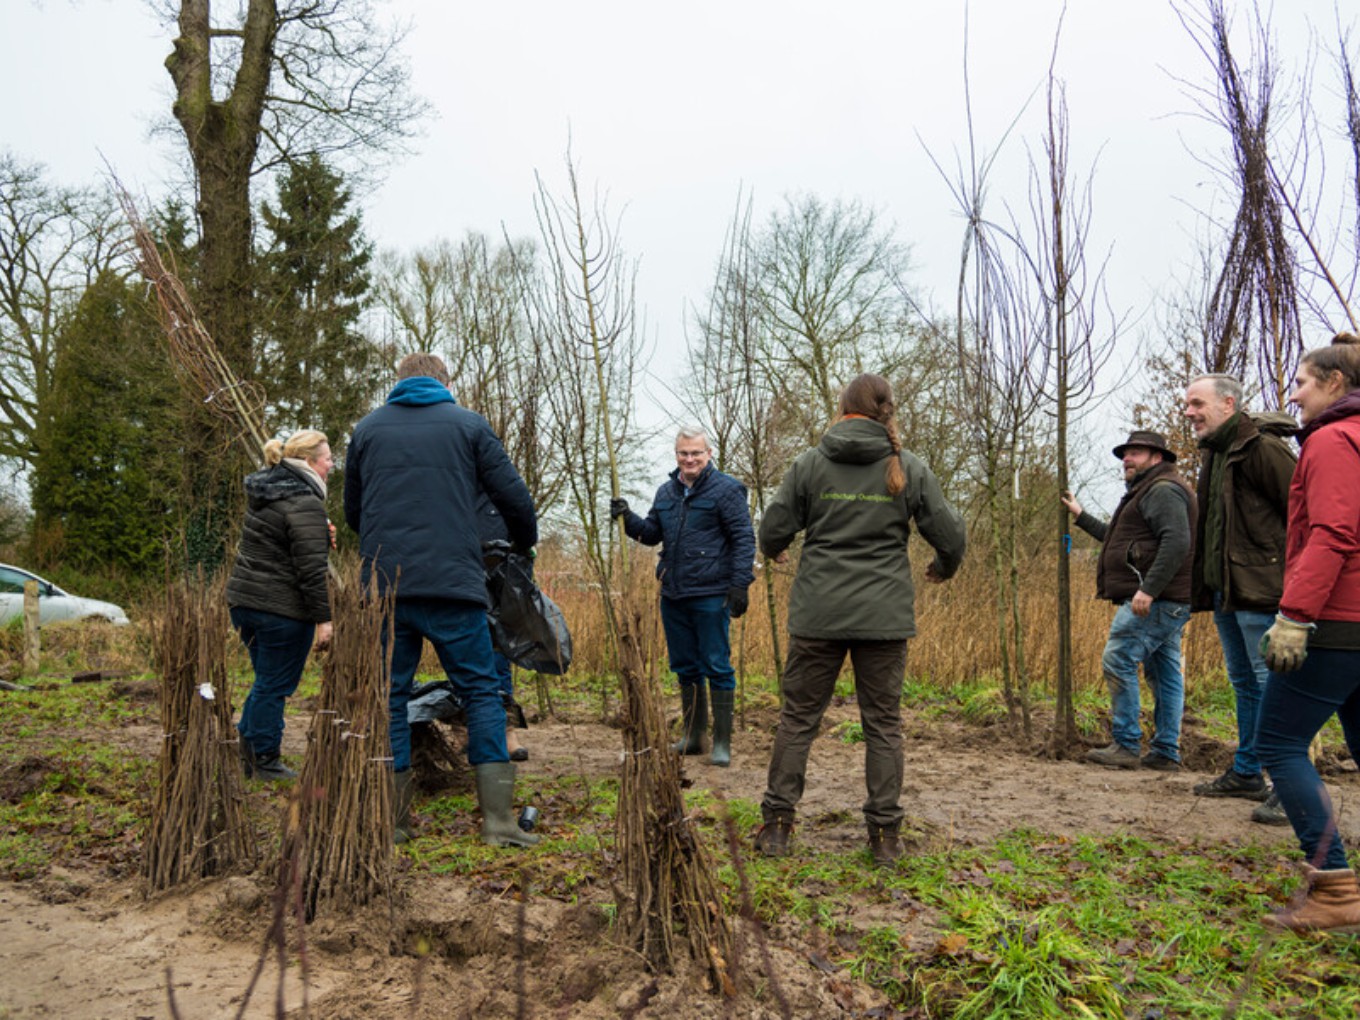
left=226, top=463, right=331, bottom=622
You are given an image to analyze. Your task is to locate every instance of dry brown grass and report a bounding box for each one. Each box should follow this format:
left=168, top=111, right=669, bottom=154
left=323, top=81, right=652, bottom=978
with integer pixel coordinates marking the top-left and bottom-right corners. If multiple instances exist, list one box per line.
left=529, top=543, right=1229, bottom=697
left=11, top=543, right=1228, bottom=706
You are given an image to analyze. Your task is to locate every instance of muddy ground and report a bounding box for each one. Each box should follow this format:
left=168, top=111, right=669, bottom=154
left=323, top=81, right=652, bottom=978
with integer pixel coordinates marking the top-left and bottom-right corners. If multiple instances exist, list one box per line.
left=2, top=694, right=1354, bottom=1020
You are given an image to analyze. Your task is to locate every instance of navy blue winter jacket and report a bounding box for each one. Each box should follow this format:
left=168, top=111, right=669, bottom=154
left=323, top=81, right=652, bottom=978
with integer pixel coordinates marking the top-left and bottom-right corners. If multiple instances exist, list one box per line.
left=344, top=376, right=537, bottom=604
left=622, top=463, right=755, bottom=600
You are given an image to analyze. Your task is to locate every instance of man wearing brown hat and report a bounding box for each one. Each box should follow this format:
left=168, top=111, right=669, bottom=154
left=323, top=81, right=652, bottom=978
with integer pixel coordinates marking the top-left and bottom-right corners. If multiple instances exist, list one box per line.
left=1061, top=430, right=1198, bottom=769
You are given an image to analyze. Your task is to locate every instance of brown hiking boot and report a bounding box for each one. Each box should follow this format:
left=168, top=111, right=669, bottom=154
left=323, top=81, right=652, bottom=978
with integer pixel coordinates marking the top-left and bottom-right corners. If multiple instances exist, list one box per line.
left=1263, top=867, right=1360, bottom=934
left=867, top=823, right=903, bottom=867
left=1085, top=743, right=1140, bottom=769
left=1141, top=752, right=1181, bottom=772
left=754, top=815, right=794, bottom=858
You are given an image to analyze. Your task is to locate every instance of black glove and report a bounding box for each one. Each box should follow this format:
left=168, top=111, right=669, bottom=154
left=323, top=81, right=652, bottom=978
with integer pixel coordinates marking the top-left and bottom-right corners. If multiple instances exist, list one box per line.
left=725, top=586, right=750, bottom=619
left=609, top=497, right=630, bottom=520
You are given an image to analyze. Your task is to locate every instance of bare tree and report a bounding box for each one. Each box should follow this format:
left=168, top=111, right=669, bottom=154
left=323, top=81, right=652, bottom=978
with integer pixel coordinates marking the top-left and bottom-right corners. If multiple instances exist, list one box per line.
left=374, top=233, right=567, bottom=515
left=160, top=0, right=425, bottom=437
left=1177, top=0, right=1304, bottom=404
left=927, top=127, right=1048, bottom=736
left=533, top=151, right=731, bottom=985
left=754, top=194, right=910, bottom=444
left=371, top=242, right=462, bottom=360
left=1028, top=40, right=1120, bottom=754
left=687, top=188, right=795, bottom=684
left=0, top=154, right=124, bottom=470
left=531, top=154, right=646, bottom=648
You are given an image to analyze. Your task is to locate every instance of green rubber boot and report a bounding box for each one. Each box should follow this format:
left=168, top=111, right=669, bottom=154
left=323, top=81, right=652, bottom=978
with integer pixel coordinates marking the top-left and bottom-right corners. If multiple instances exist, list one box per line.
left=672, top=684, right=708, bottom=755
left=709, top=689, right=734, bottom=767
left=393, top=768, right=416, bottom=845
left=475, top=762, right=540, bottom=848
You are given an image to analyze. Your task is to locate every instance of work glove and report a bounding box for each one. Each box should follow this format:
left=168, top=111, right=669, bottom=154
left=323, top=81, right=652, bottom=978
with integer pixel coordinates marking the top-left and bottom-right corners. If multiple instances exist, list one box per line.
left=725, top=586, right=750, bottom=619
left=1259, top=613, right=1312, bottom=673
left=609, top=497, right=630, bottom=520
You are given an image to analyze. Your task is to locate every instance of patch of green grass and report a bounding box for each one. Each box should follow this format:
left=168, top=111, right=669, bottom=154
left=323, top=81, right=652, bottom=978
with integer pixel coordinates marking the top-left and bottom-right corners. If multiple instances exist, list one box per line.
left=0, top=831, right=50, bottom=880
left=833, top=719, right=865, bottom=744
left=818, top=831, right=1360, bottom=1018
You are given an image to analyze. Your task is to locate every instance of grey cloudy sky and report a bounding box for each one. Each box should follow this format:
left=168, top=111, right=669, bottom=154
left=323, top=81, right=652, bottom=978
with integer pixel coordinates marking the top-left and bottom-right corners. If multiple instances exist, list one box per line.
left=3, top=0, right=1356, bottom=496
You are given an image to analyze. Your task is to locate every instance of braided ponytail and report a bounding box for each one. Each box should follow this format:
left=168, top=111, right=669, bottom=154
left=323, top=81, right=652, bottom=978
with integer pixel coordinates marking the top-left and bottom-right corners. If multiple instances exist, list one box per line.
left=838, top=373, right=906, bottom=495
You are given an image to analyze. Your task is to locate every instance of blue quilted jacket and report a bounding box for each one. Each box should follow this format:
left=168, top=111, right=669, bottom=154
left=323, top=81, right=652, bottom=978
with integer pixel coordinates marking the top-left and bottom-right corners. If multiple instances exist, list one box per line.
left=622, top=463, right=755, bottom=599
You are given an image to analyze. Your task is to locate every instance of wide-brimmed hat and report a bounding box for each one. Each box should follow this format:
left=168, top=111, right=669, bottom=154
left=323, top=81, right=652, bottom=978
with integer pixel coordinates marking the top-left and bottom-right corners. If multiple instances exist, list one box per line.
left=1112, top=429, right=1177, bottom=462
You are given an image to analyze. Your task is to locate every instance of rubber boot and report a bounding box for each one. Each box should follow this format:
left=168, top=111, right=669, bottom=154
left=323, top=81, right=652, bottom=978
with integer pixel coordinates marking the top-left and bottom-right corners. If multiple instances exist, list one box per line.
left=754, top=814, right=794, bottom=858
left=392, top=768, right=415, bottom=845
left=475, top=762, right=540, bottom=848
left=672, top=684, right=707, bottom=755
left=868, top=822, right=903, bottom=866
left=709, top=689, right=734, bottom=767
left=238, top=732, right=255, bottom=780
left=1263, top=866, right=1360, bottom=934
left=250, top=753, right=297, bottom=782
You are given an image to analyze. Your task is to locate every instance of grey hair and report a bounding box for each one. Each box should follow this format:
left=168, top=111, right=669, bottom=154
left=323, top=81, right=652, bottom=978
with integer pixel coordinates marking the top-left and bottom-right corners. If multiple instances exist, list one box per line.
left=1191, top=373, right=1244, bottom=407
left=675, top=426, right=711, bottom=448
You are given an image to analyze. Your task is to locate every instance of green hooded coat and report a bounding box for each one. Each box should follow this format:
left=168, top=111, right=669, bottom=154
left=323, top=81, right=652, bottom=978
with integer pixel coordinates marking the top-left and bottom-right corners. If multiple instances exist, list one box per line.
left=759, top=418, right=967, bottom=640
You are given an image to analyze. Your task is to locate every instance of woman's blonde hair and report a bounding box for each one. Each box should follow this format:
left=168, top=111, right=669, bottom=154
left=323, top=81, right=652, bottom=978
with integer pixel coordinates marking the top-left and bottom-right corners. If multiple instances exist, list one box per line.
left=263, top=429, right=329, bottom=467
left=838, top=373, right=905, bottom=496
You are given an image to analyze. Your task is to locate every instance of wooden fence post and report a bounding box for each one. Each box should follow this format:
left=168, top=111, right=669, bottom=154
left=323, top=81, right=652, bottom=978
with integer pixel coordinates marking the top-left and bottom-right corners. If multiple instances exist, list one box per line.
left=22, top=580, right=40, bottom=677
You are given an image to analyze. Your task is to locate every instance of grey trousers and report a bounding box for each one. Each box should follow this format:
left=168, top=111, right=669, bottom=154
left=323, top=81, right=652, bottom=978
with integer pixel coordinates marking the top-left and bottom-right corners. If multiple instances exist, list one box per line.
left=761, top=636, right=908, bottom=828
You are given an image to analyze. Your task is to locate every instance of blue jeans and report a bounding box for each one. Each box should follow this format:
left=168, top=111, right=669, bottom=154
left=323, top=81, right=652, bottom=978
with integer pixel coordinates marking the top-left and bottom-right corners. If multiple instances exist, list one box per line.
left=1212, top=593, right=1275, bottom=776
left=1100, top=600, right=1190, bottom=759
left=230, top=606, right=315, bottom=758
left=1257, top=648, right=1360, bottom=871
left=660, top=594, right=735, bottom=692
left=492, top=640, right=514, bottom=702
left=388, top=598, right=507, bottom=771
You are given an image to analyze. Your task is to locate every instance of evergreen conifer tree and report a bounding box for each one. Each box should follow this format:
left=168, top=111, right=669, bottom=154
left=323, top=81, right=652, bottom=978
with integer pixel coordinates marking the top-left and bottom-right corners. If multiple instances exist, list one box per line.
left=257, top=156, right=377, bottom=451
left=32, top=271, right=179, bottom=577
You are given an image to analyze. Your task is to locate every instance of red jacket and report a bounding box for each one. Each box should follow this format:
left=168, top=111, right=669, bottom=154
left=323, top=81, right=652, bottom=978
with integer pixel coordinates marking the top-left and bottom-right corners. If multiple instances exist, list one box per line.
left=1279, top=394, right=1360, bottom=623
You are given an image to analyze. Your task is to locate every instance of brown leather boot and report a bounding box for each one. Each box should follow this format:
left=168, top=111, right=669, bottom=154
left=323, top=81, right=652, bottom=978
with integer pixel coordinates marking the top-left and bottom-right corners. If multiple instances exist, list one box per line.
left=868, top=822, right=903, bottom=866
left=1263, top=866, right=1360, bottom=933
left=754, top=814, right=794, bottom=858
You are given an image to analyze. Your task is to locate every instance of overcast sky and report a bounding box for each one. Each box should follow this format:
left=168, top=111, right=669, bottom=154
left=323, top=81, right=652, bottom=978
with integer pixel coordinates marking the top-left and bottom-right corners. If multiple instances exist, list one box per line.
left=3, top=0, right=1356, bottom=498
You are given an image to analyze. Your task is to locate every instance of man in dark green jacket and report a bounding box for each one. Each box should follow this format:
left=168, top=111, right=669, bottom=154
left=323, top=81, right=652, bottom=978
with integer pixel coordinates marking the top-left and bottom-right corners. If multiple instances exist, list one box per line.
left=1184, top=374, right=1296, bottom=820
left=755, top=373, right=965, bottom=864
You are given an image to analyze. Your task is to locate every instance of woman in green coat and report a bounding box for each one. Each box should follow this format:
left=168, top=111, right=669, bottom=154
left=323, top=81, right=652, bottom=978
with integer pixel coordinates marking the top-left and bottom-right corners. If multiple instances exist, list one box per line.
left=755, top=373, right=966, bottom=864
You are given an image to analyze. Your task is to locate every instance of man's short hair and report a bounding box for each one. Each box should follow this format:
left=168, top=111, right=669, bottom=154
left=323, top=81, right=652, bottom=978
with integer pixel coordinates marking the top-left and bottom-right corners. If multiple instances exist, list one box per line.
left=1191, top=373, right=1243, bottom=407
left=675, top=426, right=711, bottom=448
left=397, top=352, right=450, bottom=386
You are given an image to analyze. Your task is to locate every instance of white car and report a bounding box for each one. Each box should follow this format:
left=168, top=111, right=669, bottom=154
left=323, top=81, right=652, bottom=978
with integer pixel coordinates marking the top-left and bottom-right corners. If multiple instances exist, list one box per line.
left=0, top=564, right=131, bottom=626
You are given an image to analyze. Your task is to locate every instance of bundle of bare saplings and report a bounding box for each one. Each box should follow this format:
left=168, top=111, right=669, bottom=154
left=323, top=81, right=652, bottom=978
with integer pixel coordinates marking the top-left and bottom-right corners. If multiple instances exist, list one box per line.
left=143, top=571, right=255, bottom=893
left=614, top=603, right=735, bottom=992
left=286, top=568, right=395, bottom=921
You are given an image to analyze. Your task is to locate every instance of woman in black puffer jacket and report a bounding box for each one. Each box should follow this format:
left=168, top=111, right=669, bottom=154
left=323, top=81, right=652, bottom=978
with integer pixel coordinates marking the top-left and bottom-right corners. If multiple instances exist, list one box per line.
left=226, top=430, right=333, bottom=781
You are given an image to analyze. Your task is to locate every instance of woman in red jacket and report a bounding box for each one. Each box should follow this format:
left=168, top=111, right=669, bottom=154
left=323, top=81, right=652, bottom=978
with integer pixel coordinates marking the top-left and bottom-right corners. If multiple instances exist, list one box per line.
left=1256, top=332, right=1360, bottom=933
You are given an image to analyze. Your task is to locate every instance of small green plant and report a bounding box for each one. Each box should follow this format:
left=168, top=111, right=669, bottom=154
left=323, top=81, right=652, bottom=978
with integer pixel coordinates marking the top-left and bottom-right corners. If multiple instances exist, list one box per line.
left=833, top=719, right=865, bottom=744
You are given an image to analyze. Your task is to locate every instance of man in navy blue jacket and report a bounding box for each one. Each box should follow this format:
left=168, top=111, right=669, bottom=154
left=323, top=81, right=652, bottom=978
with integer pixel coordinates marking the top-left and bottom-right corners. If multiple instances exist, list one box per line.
left=345, top=352, right=538, bottom=847
left=610, top=427, right=755, bottom=766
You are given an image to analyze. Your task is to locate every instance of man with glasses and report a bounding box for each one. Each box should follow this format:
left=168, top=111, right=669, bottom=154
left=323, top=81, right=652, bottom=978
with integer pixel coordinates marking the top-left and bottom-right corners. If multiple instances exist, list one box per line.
left=610, top=427, right=755, bottom=766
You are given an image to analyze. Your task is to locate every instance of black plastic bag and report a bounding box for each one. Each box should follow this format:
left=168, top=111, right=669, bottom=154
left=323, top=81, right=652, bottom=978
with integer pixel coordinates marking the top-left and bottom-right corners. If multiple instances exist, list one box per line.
left=407, top=679, right=462, bottom=724
left=484, top=542, right=573, bottom=675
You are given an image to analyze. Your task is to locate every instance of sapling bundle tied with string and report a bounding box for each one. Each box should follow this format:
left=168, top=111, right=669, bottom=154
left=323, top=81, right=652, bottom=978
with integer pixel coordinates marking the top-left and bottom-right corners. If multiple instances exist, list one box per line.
left=287, top=567, right=395, bottom=920
left=143, top=571, right=255, bottom=892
